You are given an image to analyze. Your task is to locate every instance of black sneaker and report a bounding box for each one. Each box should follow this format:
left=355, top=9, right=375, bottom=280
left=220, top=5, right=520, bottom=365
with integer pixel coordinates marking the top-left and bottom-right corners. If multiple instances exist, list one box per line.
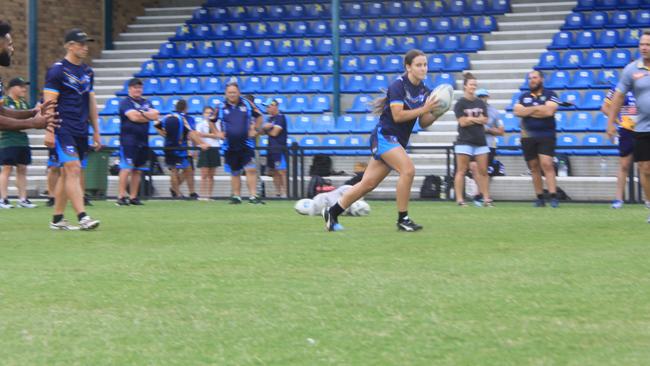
left=397, top=217, right=423, bottom=232
left=46, top=197, right=55, bottom=207
left=534, top=198, right=546, bottom=207
left=170, top=188, right=179, bottom=199
left=189, top=192, right=199, bottom=200
left=229, top=196, right=242, bottom=204
left=248, top=196, right=265, bottom=205
left=116, top=197, right=130, bottom=206
left=129, top=198, right=144, bottom=206
left=322, top=207, right=344, bottom=232
left=84, top=196, right=93, bottom=206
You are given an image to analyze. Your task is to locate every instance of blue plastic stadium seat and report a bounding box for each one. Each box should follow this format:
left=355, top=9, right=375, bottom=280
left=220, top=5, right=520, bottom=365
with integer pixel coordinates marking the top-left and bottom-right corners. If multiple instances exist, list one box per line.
left=285, top=96, right=309, bottom=113
left=317, top=115, right=336, bottom=134
left=321, top=136, right=342, bottom=155
left=383, top=55, right=402, bottom=73
left=213, top=24, right=231, bottom=38
left=536, top=51, right=560, bottom=69
left=425, top=0, right=445, bottom=15
left=176, top=42, right=197, bottom=58
left=262, top=76, right=283, bottom=93
left=343, top=75, right=367, bottom=93
left=620, top=29, right=641, bottom=47
left=215, top=40, right=235, bottom=57
left=205, top=96, right=223, bottom=110
left=447, top=53, right=470, bottom=71
left=505, top=93, right=521, bottom=111
left=572, top=31, right=596, bottom=49
left=502, top=112, right=520, bottom=132
left=102, top=117, right=120, bottom=134
left=100, top=98, right=120, bottom=116
left=632, top=10, right=650, bottom=27
left=277, top=39, right=295, bottom=54
left=433, top=17, right=453, bottom=33
left=341, top=56, right=361, bottom=73
left=563, top=13, right=585, bottom=30
left=376, top=37, right=397, bottom=54
left=559, top=50, right=583, bottom=69
left=447, top=0, right=466, bottom=14
left=428, top=54, right=446, bottom=72
left=276, top=57, right=297, bottom=74
left=598, top=0, right=618, bottom=9
left=221, top=57, right=241, bottom=75
left=577, top=134, right=604, bottom=156
left=300, top=57, right=320, bottom=74
left=268, top=4, right=286, bottom=19
left=196, top=41, right=216, bottom=57
left=556, top=134, right=578, bottom=154
left=186, top=96, right=205, bottom=114
left=174, top=24, right=192, bottom=41
left=239, top=58, right=258, bottom=74
left=386, top=1, right=404, bottom=16
left=299, top=136, right=320, bottom=155
left=283, top=75, right=305, bottom=93
left=305, top=75, right=329, bottom=93
left=257, top=58, right=277, bottom=75
left=434, top=73, right=455, bottom=89
left=295, top=39, right=316, bottom=55
left=455, top=17, right=474, bottom=33
left=468, top=0, right=488, bottom=14
left=246, top=5, right=267, bottom=20
left=367, top=75, right=389, bottom=92
left=575, top=0, right=595, bottom=10
left=147, top=97, right=164, bottom=113
left=594, top=30, right=619, bottom=48
left=414, top=18, right=432, bottom=34
left=391, top=19, right=411, bottom=34
left=315, top=39, right=332, bottom=55
left=337, top=21, right=350, bottom=36
left=192, top=24, right=213, bottom=40
left=290, top=21, right=309, bottom=37
left=348, top=19, right=367, bottom=35
left=306, top=3, right=326, bottom=17
left=440, top=35, right=461, bottom=52
left=559, top=91, right=580, bottom=110
left=406, top=0, right=426, bottom=15
left=251, top=22, right=270, bottom=37
left=179, top=59, right=199, bottom=76
left=340, top=38, right=356, bottom=54
left=159, top=60, right=179, bottom=77
left=343, top=135, right=369, bottom=155
left=149, top=136, right=165, bottom=153
left=231, top=23, right=250, bottom=38
left=549, top=32, right=573, bottom=49
left=347, top=94, right=373, bottom=113
left=308, top=96, right=331, bottom=113
left=477, top=16, right=497, bottom=32
left=397, top=37, right=418, bottom=54
left=581, top=90, right=606, bottom=110
left=582, top=49, right=607, bottom=69
left=619, top=0, right=641, bottom=9
left=311, top=21, right=330, bottom=36
left=546, top=70, right=571, bottom=89
left=344, top=2, right=363, bottom=17
left=202, top=77, right=222, bottom=93
left=137, top=60, right=159, bottom=77
left=595, top=69, right=619, bottom=88
left=292, top=116, right=312, bottom=133
left=159, top=77, right=181, bottom=95
left=460, top=34, right=483, bottom=52
left=565, top=112, right=592, bottom=132
left=355, top=115, right=379, bottom=133
left=181, top=77, right=202, bottom=94
left=608, top=11, right=631, bottom=28
left=605, top=49, right=631, bottom=68
left=287, top=4, right=305, bottom=19
left=360, top=56, right=382, bottom=73
left=569, top=70, right=595, bottom=89
left=586, top=11, right=608, bottom=28
left=143, top=78, right=161, bottom=95
left=336, top=116, right=357, bottom=134
left=240, top=76, right=264, bottom=93
left=228, top=6, right=246, bottom=20
left=252, top=40, right=273, bottom=57
left=420, top=36, right=439, bottom=53
left=590, top=113, right=608, bottom=131
left=192, top=8, right=210, bottom=23
left=499, top=134, right=522, bottom=156
left=490, top=0, right=511, bottom=14
left=356, top=38, right=377, bottom=54
left=236, top=40, right=255, bottom=56
left=554, top=112, right=568, bottom=131
left=321, top=58, right=334, bottom=73
left=270, top=22, right=290, bottom=37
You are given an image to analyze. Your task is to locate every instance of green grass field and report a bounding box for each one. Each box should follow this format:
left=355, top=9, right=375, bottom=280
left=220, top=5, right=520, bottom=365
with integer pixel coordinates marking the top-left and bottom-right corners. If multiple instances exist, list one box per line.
left=1, top=200, right=649, bottom=365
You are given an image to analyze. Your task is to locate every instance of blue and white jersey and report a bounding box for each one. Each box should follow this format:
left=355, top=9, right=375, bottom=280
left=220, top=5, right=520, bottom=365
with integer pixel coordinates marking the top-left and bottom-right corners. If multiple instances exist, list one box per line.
left=119, top=96, right=152, bottom=146
left=44, top=58, right=94, bottom=137
left=217, top=98, right=261, bottom=151
left=377, top=74, right=430, bottom=147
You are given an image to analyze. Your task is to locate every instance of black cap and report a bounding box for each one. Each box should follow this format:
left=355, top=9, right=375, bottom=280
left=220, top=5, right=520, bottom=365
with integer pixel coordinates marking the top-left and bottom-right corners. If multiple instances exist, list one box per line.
left=262, top=98, right=279, bottom=107
left=127, top=78, right=143, bottom=87
left=8, top=77, right=29, bottom=88
left=64, top=28, right=95, bottom=43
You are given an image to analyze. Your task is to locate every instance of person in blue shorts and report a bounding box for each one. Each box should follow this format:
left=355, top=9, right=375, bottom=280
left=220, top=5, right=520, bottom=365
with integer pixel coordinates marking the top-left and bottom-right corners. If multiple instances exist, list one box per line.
left=116, top=78, right=159, bottom=206
left=43, top=29, right=101, bottom=230
left=262, top=99, right=288, bottom=198
left=160, top=99, right=207, bottom=199
left=323, top=49, right=440, bottom=232
left=211, top=82, right=265, bottom=204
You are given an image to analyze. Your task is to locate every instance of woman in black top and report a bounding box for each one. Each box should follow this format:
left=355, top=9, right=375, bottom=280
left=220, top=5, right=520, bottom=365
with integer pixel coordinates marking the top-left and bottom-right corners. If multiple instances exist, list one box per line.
left=453, top=72, right=492, bottom=206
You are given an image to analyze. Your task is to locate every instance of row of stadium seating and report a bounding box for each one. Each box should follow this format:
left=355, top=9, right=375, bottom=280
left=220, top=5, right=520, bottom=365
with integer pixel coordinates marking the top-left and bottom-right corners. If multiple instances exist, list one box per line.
left=139, top=54, right=470, bottom=78
left=507, top=90, right=608, bottom=111
left=194, top=0, right=510, bottom=22
left=174, top=16, right=497, bottom=41
left=156, top=35, right=484, bottom=59
left=521, top=69, right=619, bottom=90
left=535, top=49, right=638, bottom=69
left=498, top=134, right=617, bottom=156
left=574, top=0, right=650, bottom=11
left=562, top=10, right=650, bottom=30
left=549, top=29, right=643, bottom=49
left=108, top=73, right=455, bottom=102
left=502, top=112, right=609, bottom=133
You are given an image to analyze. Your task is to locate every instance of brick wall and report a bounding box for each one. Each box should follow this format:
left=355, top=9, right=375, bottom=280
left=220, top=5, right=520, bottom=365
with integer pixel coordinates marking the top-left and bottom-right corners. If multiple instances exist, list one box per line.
left=1, top=0, right=157, bottom=100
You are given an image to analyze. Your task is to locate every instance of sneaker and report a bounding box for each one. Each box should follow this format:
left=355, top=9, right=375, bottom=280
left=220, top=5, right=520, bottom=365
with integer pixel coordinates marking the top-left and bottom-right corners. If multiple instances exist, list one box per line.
left=49, top=219, right=80, bottom=231
left=84, top=196, right=93, bottom=206
left=397, top=217, right=423, bottom=232
left=248, top=196, right=266, bottom=205
left=17, top=199, right=37, bottom=208
left=473, top=198, right=483, bottom=207
left=611, top=200, right=624, bottom=209
left=322, top=208, right=344, bottom=232
left=129, top=198, right=144, bottom=206
left=534, top=198, right=546, bottom=207
left=170, top=188, right=178, bottom=198
left=483, top=199, right=494, bottom=207
left=0, top=199, right=13, bottom=209
left=79, top=215, right=100, bottom=230
left=116, top=197, right=130, bottom=206
left=229, top=196, right=242, bottom=204
left=189, top=192, right=199, bottom=200
left=550, top=198, right=560, bottom=208
left=46, top=197, right=55, bottom=207
left=457, top=201, right=468, bottom=207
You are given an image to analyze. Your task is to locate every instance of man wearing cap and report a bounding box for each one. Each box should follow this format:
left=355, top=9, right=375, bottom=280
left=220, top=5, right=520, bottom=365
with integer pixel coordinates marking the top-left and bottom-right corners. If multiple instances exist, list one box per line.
left=0, top=20, right=58, bottom=132
left=43, top=28, right=101, bottom=230
left=262, top=99, right=288, bottom=198
left=115, top=78, right=159, bottom=206
left=0, top=77, right=37, bottom=208
left=607, top=30, right=650, bottom=222
left=476, top=89, right=504, bottom=168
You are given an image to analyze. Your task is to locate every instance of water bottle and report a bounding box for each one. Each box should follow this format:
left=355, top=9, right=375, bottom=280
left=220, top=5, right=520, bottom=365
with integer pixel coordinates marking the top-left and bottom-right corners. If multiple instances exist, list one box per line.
left=558, top=160, right=568, bottom=177
left=440, top=179, right=447, bottom=200
left=599, top=157, right=607, bottom=177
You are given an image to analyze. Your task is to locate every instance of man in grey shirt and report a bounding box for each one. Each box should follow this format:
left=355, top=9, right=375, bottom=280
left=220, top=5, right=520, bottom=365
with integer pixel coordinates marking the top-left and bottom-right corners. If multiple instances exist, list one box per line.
left=607, top=30, right=650, bottom=222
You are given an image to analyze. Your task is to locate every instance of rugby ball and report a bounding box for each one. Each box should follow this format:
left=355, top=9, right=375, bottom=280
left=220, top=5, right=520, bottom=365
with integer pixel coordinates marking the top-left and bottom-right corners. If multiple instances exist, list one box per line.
left=427, top=83, right=454, bottom=119
left=295, top=199, right=315, bottom=215
left=346, top=200, right=371, bottom=217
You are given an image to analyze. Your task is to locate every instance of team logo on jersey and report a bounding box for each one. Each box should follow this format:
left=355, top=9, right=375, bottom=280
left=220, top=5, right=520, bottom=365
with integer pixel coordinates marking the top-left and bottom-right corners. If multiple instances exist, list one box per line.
left=223, top=109, right=230, bottom=115
left=239, top=106, right=247, bottom=112
left=404, top=89, right=425, bottom=108
left=523, top=97, right=532, bottom=104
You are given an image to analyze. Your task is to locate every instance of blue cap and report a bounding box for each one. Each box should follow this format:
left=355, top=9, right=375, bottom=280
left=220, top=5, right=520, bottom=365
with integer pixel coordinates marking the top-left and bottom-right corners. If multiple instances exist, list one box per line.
left=476, top=89, right=489, bottom=97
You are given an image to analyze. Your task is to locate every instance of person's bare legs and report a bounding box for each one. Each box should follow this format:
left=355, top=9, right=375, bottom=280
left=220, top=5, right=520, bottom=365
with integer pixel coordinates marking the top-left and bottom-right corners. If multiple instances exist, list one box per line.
left=615, top=155, right=633, bottom=202
left=0, top=165, right=11, bottom=200
left=118, top=169, right=131, bottom=198
left=539, top=154, right=557, bottom=194
left=129, top=170, right=142, bottom=200
left=527, top=158, right=543, bottom=196
left=454, top=154, right=470, bottom=204
left=474, top=154, right=491, bottom=202
left=338, top=158, right=391, bottom=208
left=244, top=168, right=257, bottom=197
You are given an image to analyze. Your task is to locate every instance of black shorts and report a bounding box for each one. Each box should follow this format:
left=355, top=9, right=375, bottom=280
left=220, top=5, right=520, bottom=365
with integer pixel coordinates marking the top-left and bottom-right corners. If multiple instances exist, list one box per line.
left=0, top=146, right=31, bottom=165
left=633, top=132, right=650, bottom=162
left=521, top=137, right=555, bottom=161
left=619, top=128, right=634, bottom=157
left=197, top=147, right=221, bottom=168
left=119, top=145, right=150, bottom=170
left=224, top=149, right=255, bottom=176
left=267, top=152, right=287, bottom=171
left=165, top=151, right=190, bottom=169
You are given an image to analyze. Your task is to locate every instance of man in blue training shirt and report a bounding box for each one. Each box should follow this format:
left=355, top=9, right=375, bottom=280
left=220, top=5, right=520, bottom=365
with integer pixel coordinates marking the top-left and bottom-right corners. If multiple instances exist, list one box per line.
left=159, top=99, right=207, bottom=199
left=262, top=99, right=288, bottom=198
left=43, top=29, right=101, bottom=230
left=116, top=78, right=159, bottom=206
left=210, top=82, right=264, bottom=204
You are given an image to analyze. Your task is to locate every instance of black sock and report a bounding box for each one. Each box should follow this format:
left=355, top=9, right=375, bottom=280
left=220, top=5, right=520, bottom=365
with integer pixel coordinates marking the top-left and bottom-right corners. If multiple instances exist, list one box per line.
left=537, top=194, right=544, bottom=200
left=329, top=202, right=344, bottom=219
left=550, top=193, right=557, bottom=200
left=77, top=212, right=87, bottom=221
left=52, top=214, right=64, bottom=223
left=398, top=211, right=408, bottom=222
